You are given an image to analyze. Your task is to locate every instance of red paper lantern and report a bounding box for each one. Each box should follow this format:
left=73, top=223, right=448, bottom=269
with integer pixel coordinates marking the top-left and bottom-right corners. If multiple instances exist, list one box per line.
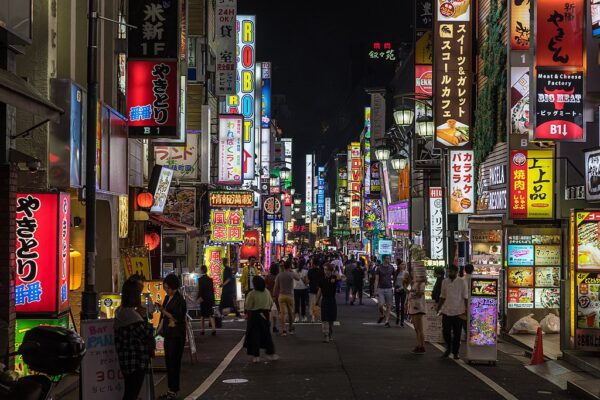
left=137, top=191, right=154, bottom=209
left=144, top=232, right=160, bottom=251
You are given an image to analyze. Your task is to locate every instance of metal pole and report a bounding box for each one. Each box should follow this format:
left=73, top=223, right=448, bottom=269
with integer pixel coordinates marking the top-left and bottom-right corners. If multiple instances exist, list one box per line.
left=82, top=0, right=99, bottom=320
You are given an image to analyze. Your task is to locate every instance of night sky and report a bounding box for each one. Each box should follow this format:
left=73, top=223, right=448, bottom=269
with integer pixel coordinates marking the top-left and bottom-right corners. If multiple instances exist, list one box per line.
left=237, top=1, right=413, bottom=189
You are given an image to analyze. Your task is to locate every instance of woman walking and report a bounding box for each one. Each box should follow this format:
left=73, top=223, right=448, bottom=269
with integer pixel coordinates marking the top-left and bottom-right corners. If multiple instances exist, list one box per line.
left=244, top=276, right=279, bottom=363
left=156, top=274, right=187, bottom=399
left=114, top=279, right=155, bottom=400
left=407, top=271, right=427, bottom=354
left=293, top=259, right=309, bottom=322
left=316, top=264, right=340, bottom=343
left=197, top=265, right=217, bottom=336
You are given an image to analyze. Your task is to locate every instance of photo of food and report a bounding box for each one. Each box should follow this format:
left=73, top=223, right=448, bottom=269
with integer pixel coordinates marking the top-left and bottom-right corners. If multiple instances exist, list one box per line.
left=507, top=288, right=534, bottom=309
left=436, top=119, right=470, bottom=147
left=577, top=220, right=600, bottom=270
left=534, top=245, right=561, bottom=266
left=508, top=267, right=534, bottom=287
left=438, top=0, right=471, bottom=21
left=471, top=279, right=498, bottom=296
left=507, top=245, right=534, bottom=266
left=535, top=267, right=560, bottom=287
left=535, top=288, right=560, bottom=309
left=163, top=188, right=196, bottom=226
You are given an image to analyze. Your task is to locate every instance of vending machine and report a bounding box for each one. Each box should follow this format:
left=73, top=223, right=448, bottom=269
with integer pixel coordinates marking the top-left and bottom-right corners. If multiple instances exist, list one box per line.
left=466, top=275, right=499, bottom=365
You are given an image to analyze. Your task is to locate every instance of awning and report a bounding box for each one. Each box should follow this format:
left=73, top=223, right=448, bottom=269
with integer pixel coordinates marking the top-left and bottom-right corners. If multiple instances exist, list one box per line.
left=149, top=215, right=200, bottom=237
left=0, top=68, right=63, bottom=123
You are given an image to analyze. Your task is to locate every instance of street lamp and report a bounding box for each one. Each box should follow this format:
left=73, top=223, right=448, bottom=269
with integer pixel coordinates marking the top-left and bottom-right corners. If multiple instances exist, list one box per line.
left=390, top=154, right=403, bottom=171
left=393, top=104, right=415, bottom=127
left=294, top=197, right=302, bottom=205
left=374, top=144, right=391, bottom=161
left=289, top=188, right=296, bottom=196
left=279, top=167, right=291, bottom=181
left=416, top=114, right=434, bottom=137
left=270, top=175, right=280, bottom=188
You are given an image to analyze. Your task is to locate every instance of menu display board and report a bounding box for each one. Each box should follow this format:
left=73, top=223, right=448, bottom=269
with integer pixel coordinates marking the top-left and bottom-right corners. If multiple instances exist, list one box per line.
left=507, top=245, right=534, bottom=266
left=575, top=211, right=600, bottom=270
left=534, top=245, right=561, bottom=265
left=535, top=288, right=560, bottom=309
left=507, top=267, right=534, bottom=287
left=577, top=273, right=600, bottom=329
left=469, top=297, right=498, bottom=346
left=535, top=267, right=560, bottom=287
left=508, top=288, right=534, bottom=308
left=471, top=279, right=498, bottom=296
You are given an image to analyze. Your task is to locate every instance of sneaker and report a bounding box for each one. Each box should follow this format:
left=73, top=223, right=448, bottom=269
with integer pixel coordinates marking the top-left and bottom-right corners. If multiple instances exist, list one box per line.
left=442, top=350, right=451, bottom=358
left=266, top=354, right=280, bottom=361
left=377, top=316, right=384, bottom=324
left=294, top=316, right=299, bottom=323
left=384, top=322, right=391, bottom=328
left=252, top=357, right=261, bottom=363
left=158, top=391, right=178, bottom=400
left=323, top=334, right=330, bottom=343
left=453, top=354, right=460, bottom=360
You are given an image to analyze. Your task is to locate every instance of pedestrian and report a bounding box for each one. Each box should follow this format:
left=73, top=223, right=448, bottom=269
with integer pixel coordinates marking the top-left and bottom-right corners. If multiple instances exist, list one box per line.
left=407, top=271, right=427, bottom=354
left=156, top=274, right=187, bottom=400
left=219, top=258, right=241, bottom=319
left=114, top=279, right=155, bottom=400
left=307, top=257, right=325, bottom=322
left=316, top=264, right=340, bottom=343
left=343, top=255, right=356, bottom=304
left=273, top=260, right=298, bottom=335
left=293, top=260, right=309, bottom=322
left=244, top=276, right=279, bottom=363
left=436, top=264, right=468, bottom=359
left=241, top=256, right=261, bottom=295
left=264, top=262, right=280, bottom=333
left=368, top=261, right=378, bottom=297
left=431, top=267, right=445, bottom=304
left=374, top=255, right=395, bottom=327
left=351, top=259, right=366, bottom=305
left=197, top=265, right=216, bottom=336
left=331, top=254, right=344, bottom=293
left=394, top=259, right=408, bottom=326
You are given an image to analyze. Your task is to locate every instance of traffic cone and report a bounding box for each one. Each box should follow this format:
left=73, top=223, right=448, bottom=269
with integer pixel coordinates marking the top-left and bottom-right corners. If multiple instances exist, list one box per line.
left=530, top=327, right=545, bottom=365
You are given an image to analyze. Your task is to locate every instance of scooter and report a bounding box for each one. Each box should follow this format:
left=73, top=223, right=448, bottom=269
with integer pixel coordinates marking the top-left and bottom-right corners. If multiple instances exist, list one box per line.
left=0, top=325, right=86, bottom=400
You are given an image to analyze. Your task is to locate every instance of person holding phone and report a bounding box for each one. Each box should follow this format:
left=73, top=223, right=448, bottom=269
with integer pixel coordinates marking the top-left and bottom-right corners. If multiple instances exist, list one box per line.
left=156, top=274, right=187, bottom=400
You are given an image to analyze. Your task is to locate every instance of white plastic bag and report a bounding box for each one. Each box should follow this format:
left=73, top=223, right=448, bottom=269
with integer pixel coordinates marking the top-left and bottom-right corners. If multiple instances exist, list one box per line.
left=509, top=314, right=541, bottom=335
left=540, top=313, right=560, bottom=333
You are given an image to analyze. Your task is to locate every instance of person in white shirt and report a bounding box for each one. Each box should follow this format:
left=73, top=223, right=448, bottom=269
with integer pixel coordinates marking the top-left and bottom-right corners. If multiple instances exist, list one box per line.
left=436, top=265, right=468, bottom=359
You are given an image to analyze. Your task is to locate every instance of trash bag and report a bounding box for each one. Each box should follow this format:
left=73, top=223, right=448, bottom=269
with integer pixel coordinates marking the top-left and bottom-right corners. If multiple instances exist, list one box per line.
left=509, top=314, right=541, bottom=335
left=540, top=313, right=560, bottom=334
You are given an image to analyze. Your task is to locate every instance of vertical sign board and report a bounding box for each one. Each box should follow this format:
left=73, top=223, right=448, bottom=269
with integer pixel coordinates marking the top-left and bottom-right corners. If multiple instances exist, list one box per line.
left=317, top=166, right=325, bottom=217
left=128, top=0, right=179, bottom=59
left=429, top=187, right=445, bottom=260
left=204, top=247, right=226, bottom=303
left=127, top=60, right=178, bottom=138
left=148, top=166, right=174, bottom=214
left=509, top=150, right=554, bottom=219
left=15, top=193, right=70, bottom=315
left=370, top=92, right=386, bottom=143
left=449, top=150, right=475, bottom=214
left=261, top=62, right=272, bottom=128
left=434, top=0, right=472, bottom=148
left=510, top=67, right=531, bottom=139
left=325, top=197, right=331, bottom=222
left=510, top=0, right=531, bottom=50
left=154, top=134, right=199, bottom=179
left=226, top=16, right=256, bottom=181
left=364, top=107, right=371, bottom=197
left=534, top=70, right=584, bottom=141
left=415, top=64, right=433, bottom=135
left=585, top=149, right=600, bottom=201
left=306, top=154, right=313, bottom=223
left=536, top=0, right=584, bottom=68
left=218, top=115, right=243, bottom=185
left=210, top=209, right=245, bottom=243
left=214, top=0, right=237, bottom=95
left=282, top=138, right=293, bottom=186
left=348, top=143, right=362, bottom=229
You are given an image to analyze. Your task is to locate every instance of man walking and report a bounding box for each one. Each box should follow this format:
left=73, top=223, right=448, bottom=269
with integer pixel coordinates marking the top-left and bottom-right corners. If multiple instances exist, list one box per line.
left=436, top=265, right=468, bottom=359
left=343, top=255, right=357, bottom=304
left=307, top=257, right=324, bottom=322
left=374, top=255, right=395, bottom=327
left=351, top=260, right=366, bottom=305
left=274, top=261, right=299, bottom=335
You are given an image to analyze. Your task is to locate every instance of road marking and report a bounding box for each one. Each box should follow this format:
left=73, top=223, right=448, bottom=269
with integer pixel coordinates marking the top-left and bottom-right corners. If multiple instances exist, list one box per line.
left=223, top=378, right=248, bottom=384
left=430, top=342, right=519, bottom=400
left=184, top=336, right=245, bottom=400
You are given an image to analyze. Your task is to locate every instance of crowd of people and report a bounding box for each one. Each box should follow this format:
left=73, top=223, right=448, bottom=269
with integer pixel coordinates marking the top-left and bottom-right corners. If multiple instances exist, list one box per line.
left=111, top=249, right=473, bottom=399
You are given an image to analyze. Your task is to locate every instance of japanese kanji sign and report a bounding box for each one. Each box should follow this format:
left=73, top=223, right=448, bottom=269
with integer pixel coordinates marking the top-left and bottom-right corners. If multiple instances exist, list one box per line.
left=261, top=62, right=272, bottom=128
left=128, top=0, right=179, bottom=59
left=127, top=60, right=178, bottom=138
left=225, top=15, right=256, bottom=181
left=511, top=0, right=530, bottom=50
left=368, top=42, right=397, bottom=61
left=154, top=134, right=199, bottom=179
left=209, top=190, right=254, bottom=208
left=510, top=150, right=554, bottom=219
left=306, top=154, right=314, bottom=224
left=348, top=142, right=362, bottom=229
left=214, top=0, right=237, bottom=95
left=416, top=0, right=434, bottom=29
left=415, top=64, right=433, bottom=136
left=15, top=193, right=70, bottom=315
left=434, top=11, right=472, bottom=147
left=218, top=114, right=243, bottom=185
left=364, top=107, right=371, bottom=197
left=536, top=0, right=584, bottom=67
left=210, top=209, right=245, bottom=243
left=148, top=165, right=174, bottom=213
left=535, top=69, right=584, bottom=141
left=449, top=150, right=474, bottom=214
left=204, top=247, right=226, bottom=303
left=429, top=187, right=445, bottom=260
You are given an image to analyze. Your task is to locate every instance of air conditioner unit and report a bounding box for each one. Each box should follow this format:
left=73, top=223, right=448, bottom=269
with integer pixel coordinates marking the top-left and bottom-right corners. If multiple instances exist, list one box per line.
left=163, top=234, right=187, bottom=257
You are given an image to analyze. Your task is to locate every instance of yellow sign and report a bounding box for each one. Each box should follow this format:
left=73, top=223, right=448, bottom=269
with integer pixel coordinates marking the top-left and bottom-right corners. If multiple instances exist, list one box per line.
left=526, top=150, right=553, bottom=219
left=99, top=293, right=121, bottom=319
left=416, top=31, right=433, bottom=64
left=142, top=280, right=166, bottom=329
left=121, top=255, right=151, bottom=280
left=118, top=195, right=128, bottom=239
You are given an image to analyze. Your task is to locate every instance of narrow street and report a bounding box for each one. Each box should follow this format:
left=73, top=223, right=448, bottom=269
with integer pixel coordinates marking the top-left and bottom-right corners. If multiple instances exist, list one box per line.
left=142, top=294, right=575, bottom=400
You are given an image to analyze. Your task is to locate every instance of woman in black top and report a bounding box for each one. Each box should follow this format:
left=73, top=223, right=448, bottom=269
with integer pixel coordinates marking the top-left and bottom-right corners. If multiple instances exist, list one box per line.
left=219, top=258, right=240, bottom=318
left=197, top=265, right=216, bottom=336
left=156, top=274, right=187, bottom=400
left=316, top=264, right=340, bottom=343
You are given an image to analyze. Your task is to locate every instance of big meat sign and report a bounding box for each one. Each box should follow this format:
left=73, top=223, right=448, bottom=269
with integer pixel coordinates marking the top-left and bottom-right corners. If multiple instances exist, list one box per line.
left=15, top=193, right=70, bottom=315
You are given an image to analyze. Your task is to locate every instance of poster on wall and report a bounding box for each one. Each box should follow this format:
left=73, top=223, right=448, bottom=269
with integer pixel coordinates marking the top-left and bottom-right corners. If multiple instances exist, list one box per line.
left=536, top=267, right=560, bottom=287
left=507, top=267, right=534, bottom=287
left=508, top=288, right=534, bottom=308
left=536, top=0, right=584, bottom=67
left=510, top=0, right=530, bottom=50
left=510, top=67, right=530, bottom=137
left=363, top=199, right=385, bottom=231
left=584, top=149, right=600, bottom=201
left=507, top=244, right=534, bottom=266
left=15, top=193, right=70, bottom=315
left=575, top=211, right=600, bottom=270
left=576, top=272, right=600, bottom=351
left=535, top=288, right=560, bottom=309
left=534, top=70, right=584, bottom=141
left=436, top=0, right=471, bottom=21
left=218, top=114, right=243, bottom=185
left=449, top=150, right=474, bottom=214
left=163, top=188, right=195, bottom=226
left=509, top=149, right=554, bottom=219
left=534, top=245, right=561, bottom=265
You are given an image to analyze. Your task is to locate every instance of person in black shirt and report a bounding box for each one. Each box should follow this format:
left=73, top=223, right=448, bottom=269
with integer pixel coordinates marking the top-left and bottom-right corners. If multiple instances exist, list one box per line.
left=197, top=265, right=216, bottom=336
left=219, top=258, right=240, bottom=318
left=316, top=264, right=340, bottom=343
left=431, top=267, right=445, bottom=304
left=307, top=257, right=325, bottom=323
left=351, top=260, right=366, bottom=305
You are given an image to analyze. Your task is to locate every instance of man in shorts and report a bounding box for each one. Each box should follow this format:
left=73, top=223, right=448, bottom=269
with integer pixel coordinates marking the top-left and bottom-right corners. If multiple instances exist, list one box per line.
left=374, top=255, right=394, bottom=327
